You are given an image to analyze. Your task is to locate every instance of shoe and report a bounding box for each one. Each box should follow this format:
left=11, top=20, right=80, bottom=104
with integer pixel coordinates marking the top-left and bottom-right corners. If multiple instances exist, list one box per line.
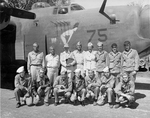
left=16, top=102, right=21, bottom=108
left=80, top=101, right=85, bottom=106
left=114, top=103, right=120, bottom=108
left=73, top=100, right=77, bottom=106
left=93, top=101, right=98, bottom=106
left=44, top=102, right=49, bottom=106
left=54, top=102, right=59, bottom=106
left=23, top=100, right=26, bottom=105
left=109, top=103, right=113, bottom=109
left=98, top=101, right=105, bottom=106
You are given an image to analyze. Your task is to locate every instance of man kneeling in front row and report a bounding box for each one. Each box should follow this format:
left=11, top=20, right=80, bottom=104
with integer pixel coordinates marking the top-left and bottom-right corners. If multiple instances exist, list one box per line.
left=32, top=68, right=52, bottom=106
left=14, top=66, right=32, bottom=108
left=71, top=69, right=86, bottom=106
left=53, top=70, right=72, bottom=106
left=85, top=70, right=101, bottom=106
left=114, top=72, right=135, bottom=108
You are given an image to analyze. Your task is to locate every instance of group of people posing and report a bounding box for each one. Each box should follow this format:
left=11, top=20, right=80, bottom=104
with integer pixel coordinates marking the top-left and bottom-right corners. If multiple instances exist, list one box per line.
left=14, top=40, right=139, bottom=109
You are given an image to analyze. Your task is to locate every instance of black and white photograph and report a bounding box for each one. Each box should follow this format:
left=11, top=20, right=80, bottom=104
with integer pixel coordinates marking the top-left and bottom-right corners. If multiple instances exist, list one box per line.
left=0, top=0, right=150, bottom=118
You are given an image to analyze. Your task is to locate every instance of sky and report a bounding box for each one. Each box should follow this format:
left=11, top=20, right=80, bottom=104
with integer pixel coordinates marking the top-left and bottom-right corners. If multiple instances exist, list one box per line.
left=72, top=0, right=150, bottom=9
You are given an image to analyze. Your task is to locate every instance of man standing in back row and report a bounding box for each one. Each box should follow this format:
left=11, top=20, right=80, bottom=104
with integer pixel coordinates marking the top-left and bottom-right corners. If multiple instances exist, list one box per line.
left=60, top=44, right=76, bottom=80
left=72, top=41, right=85, bottom=77
left=108, top=43, right=122, bottom=85
left=95, top=41, right=109, bottom=79
left=45, top=46, right=59, bottom=87
left=121, top=41, right=139, bottom=82
left=27, top=43, right=45, bottom=81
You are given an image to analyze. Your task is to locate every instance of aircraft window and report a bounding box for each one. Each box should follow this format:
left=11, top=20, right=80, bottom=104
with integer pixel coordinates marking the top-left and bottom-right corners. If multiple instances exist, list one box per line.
left=31, top=2, right=50, bottom=9
left=53, top=8, right=58, bottom=14
left=58, top=8, right=68, bottom=14
left=71, top=4, right=84, bottom=11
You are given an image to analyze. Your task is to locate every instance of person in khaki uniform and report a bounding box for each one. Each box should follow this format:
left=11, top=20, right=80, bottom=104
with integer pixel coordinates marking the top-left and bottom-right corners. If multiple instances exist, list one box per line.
left=121, top=41, right=139, bottom=82
left=45, top=46, right=59, bottom=86
left=60, top=44, right=76, bottom=80
left=71, top=69, right=86, bottom=106
left=108, top=43, right=122, bottom=86
left=53, top=71, right=72, bottom=106
left=32, top=68, right=51, bottom=106
left=72, top=42, right=85, bottom=77
left=95, top=41, right=109, bottom=79
left=14, top=66, right=32, bottom=108
left=114, top=72, right=135, bottom=108
left=85, top=70, right=101, bottom=106
left=27, top=43, right=45, bottom=81
left=84, top=42, right=97, bottom=76
left=97, top=67, right=115, bottom=108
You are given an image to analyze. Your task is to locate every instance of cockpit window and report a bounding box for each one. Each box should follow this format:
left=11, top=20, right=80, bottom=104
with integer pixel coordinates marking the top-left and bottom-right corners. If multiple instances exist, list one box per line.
left=58, top=8, right=68, bottom=14
left=31, top=2, right=50, bottom=9
left=71, top=4, right=84, bottom=11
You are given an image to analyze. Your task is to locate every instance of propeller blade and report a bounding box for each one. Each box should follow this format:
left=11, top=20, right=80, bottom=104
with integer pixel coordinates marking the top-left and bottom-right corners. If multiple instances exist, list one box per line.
left=4, top=7, right=36, bottom=19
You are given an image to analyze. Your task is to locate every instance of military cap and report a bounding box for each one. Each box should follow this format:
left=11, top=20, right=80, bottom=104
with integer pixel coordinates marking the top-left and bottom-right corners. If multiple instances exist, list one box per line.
left=87, top=42, right=93, bottom=47
left=64, top=43, right=69, bottom=48
left=97, top=41, right=103, bottom=46
left=33, top=42, right=39, bottom=47
left=16, top=66, right=24, bottom=73
left=103, top=66, right=109, bottom=73
left=74, top=69, right=81, bottom=73
left=76, top=41, right=82, bottom=46
left=39, top=68, right=45, bottom=73
left=122, top=72, right=128, bottom=78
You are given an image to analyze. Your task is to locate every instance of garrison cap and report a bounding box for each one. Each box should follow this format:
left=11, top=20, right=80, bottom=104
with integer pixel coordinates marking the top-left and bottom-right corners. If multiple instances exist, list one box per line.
left=97, top=41, right=103, bottom=46
left=39, top=68, right=45, bottom=73
left=74, top=69, right=81, bottom=73
left=103, top=66, right=109, bottom=73
left=87, top=42, right=93, bottom=47
left=33, top=42, right=39, bottom=47
left=64, top=43, right=69, bottom=48
left=16, top=66, right=24, bottom=73
left=76, top=41, right=82, bottom=46
left=122, top=72, right=128, bottom=78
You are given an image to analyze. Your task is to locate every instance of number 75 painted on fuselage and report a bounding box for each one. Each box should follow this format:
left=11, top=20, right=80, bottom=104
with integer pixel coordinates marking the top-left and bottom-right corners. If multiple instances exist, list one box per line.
left=87, top=28, right=107, bottom=42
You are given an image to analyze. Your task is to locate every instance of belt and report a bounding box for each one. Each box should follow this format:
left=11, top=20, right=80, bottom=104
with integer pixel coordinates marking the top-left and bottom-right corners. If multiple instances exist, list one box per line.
left=31, top=64, right=42, bottom=66
left=76, top=63, right=83, bottom=65
left=47, top=66, right=58, bottom=69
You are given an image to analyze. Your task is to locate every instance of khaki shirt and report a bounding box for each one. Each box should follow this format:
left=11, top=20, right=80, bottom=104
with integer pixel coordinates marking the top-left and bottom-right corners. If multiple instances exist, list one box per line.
left=121, top=49, right=139, bottom=71
left=100, top=74, right=115, bottom=89
left=72, top=75, right=85, bottom=92
left=95, top=50, right=109, bottom=72
left=108, top=51, right=122, bottom=73
left=60, top=51, right=76, bottom=73
left=45, top=54, right=60, bottom=70
left=85, top=75, right=101, bottom=90
left=72, top=50, right=85, bottom=70
left=27, top=51, right=45, bottom=71
left=14, top=74, right=31, bottom=89
left=53, top=76, right=72, bottom=92
left=84, top=51, right=97, bottom=71
left=114, top=80, right=135, bottom=96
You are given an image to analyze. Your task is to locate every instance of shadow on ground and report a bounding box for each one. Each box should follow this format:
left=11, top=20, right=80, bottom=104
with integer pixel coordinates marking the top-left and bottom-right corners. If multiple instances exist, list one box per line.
left=135, top=83, right=150, bottom=90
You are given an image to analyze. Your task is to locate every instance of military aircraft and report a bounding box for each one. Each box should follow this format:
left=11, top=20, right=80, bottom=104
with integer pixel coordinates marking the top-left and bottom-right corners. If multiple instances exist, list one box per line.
left=1, top=0, right=150, bottom=85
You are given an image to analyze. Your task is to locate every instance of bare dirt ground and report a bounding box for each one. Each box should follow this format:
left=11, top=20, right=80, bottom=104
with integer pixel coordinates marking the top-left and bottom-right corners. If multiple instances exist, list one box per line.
left=1, top=72, right=150, bottom=118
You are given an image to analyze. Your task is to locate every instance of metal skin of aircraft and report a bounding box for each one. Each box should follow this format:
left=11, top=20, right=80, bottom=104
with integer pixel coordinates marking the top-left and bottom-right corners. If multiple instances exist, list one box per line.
left=0, top=0, right=150, bottom=84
